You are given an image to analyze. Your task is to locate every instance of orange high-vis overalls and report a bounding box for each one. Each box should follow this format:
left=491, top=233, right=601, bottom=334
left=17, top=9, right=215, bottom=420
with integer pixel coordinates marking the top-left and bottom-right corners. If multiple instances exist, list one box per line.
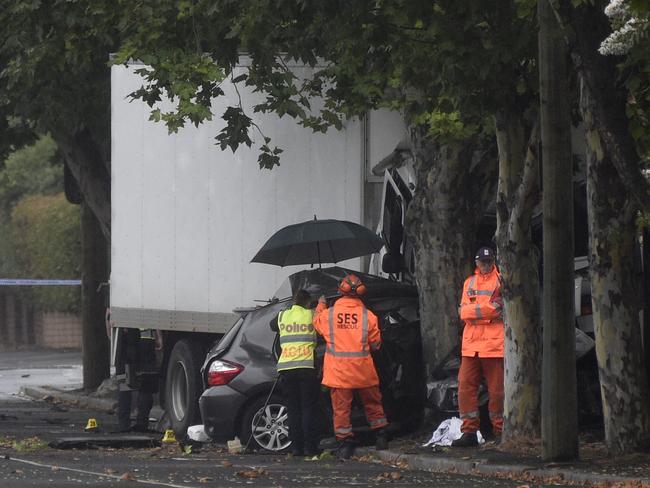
left=458, top=266, right=504, bottom=435
left=314, top=296, right=388, bottom=440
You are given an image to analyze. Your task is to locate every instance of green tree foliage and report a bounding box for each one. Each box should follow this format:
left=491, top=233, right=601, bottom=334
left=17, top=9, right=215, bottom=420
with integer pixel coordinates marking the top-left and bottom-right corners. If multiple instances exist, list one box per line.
left=0, top=135, right=62, bottom=214
left=114, top=1, right=538, bottom=160
left=0, top=137, right=80, bottom=313
left=8, top=194, right=80, bottom=313
left=0, top=0, right=118, bottom=236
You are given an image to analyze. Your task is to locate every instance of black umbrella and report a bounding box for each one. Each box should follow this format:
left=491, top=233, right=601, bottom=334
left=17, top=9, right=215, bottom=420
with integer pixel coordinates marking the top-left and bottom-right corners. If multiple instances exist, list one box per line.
left=251, top=217, right=384, bottom=267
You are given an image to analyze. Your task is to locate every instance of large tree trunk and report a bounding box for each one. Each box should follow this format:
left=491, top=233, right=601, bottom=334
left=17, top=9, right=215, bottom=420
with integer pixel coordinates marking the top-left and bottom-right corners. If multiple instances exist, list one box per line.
left=55, top=128, right=111, bottom=239
left=81, top=201, right=110, bottom=390
left=53, top=127, right=111, bottom=390
left=581, top=82, right=650, bottom=454
left=405, top=125, right=497, bottom=379
left=538, top=0, right=578, bottom=461
left=494, top=109, right=542, bottom=441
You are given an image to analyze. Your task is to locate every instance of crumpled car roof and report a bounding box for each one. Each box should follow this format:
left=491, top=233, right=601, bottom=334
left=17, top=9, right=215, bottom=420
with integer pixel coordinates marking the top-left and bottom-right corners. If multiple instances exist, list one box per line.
left=274, top=266, right=418, bottom=300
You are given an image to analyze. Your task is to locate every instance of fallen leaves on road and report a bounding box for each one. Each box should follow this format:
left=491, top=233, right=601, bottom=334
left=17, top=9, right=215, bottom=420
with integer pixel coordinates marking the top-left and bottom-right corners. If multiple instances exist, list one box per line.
left=11, top=469, right=24, bottom=475
left=354, top=453, right=377, bottom=462
left=198, top=477, right=213, bottom=483
left=372, top=471, right=402, bottom=482
left=305, top=450, right=334, bottom=462
left=51, top=466, right=60, bottom=472
left=104, top=468, right=118, bottom=475
left=382, top=458, right=409, bottom=470
left=490, top=468, right=650, bottom=488
left=13, top=436, right=47, bottom=452
left=236, top=468, right=268, bottom=479
left=221, top=460, right=233, bottom=467
left=120, top=472, right=135, bottom=481
left=0, top=436, right=14, bottom=448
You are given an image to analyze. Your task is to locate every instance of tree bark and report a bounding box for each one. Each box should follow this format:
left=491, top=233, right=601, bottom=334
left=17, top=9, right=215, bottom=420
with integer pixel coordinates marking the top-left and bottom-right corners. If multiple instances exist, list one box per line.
left=553, top=0, right=650, bottom=214
left=539, top=0, right=578, bottom=461
left=81, top=201, right=110, bottom=390
left=581, top=81, right=650, bottom=454
left=494, top=109, right=542, bottom=441
left=405, top=125, right=497, bottom=379
left=54, top=128, right=111, bottom=240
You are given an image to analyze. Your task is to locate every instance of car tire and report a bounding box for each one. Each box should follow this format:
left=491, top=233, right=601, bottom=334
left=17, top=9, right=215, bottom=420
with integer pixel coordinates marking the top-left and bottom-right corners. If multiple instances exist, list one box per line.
left=240, top=394, right=292, bottom=453
left=164, top=339, right=203, bottom=436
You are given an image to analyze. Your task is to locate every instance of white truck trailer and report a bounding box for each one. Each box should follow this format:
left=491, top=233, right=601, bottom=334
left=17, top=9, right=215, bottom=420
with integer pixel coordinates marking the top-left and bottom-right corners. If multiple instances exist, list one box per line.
left=110, top=62, right=406, bottom=433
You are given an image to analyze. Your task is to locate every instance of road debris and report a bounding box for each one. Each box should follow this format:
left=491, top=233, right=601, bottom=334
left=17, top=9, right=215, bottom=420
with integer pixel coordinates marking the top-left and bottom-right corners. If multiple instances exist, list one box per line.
left=120, top=471, right=135, bottom=481
left=236, top=468, right=268, bottom=479
left=373, top=471, right=403, bottom=482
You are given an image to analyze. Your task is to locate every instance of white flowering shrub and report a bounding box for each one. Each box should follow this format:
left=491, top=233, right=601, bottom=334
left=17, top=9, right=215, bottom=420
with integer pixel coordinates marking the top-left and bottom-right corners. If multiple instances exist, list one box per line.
left=599, top=0, right=649, bottom=55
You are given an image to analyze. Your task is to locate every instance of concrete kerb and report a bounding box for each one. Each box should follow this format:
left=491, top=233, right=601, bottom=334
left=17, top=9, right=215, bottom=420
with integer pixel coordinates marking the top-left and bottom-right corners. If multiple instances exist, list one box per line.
left=20, top=385, right=116, bottom=414
left=356, top=447, right=650, bottom=486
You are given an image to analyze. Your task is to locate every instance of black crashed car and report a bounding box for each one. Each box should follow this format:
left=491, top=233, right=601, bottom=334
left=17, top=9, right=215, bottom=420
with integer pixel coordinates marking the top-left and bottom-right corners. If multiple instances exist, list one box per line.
left=199, top=266, right=425, bottom=452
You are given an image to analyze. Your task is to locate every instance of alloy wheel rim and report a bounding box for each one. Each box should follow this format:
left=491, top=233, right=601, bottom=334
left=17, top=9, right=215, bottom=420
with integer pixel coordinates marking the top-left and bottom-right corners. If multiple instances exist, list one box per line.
left=251, top=403, right=291, bottom=451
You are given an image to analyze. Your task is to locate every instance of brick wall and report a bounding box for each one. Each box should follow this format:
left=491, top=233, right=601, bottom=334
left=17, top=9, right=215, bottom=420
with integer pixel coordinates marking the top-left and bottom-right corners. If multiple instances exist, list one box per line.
left=35, top=311, right=82, bottom=349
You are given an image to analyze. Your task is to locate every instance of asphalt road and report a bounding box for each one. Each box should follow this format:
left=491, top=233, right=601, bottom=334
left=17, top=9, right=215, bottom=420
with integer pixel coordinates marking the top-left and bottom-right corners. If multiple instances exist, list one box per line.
left=0, top=395, right=565, bottom=487
left=0, top=351, right=562, bottom=487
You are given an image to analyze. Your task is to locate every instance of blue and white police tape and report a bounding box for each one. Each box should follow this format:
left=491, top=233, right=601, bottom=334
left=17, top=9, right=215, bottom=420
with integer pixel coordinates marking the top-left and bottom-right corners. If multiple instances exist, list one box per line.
left=0, top=279, right=81, bottom=286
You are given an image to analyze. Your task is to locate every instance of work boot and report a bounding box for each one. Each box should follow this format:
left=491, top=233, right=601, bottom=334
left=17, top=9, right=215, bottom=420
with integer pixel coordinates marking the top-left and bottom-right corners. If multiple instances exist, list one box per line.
left=335, top=439, right=356, bottom=460
left=375, top=431, right=389, bottom=451
left=451, top=432, right=478, bottom=447
left=304, top=442, right=322, bottom=457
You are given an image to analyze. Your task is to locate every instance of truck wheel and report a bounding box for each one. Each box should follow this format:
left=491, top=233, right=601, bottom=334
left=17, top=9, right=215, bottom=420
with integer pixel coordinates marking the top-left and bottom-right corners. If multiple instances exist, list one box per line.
left=240, top=395, right=291, bottom=453
left=165, top=340, right=202, bottom=436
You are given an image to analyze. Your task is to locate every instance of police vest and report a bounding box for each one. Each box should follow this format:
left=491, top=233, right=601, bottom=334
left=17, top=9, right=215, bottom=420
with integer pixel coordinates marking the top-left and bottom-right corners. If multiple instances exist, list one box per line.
left=138, top=328, right=155, bottom=340
left=277, top=305, right=316, bottom=372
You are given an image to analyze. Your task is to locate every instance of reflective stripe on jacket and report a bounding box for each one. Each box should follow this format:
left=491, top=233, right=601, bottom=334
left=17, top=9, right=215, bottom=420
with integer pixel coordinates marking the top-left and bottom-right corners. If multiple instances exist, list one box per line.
left=459, top=266, right=504, bottom=358
left=277, top=305, right=316, bottom=372
left=314, top=296, right=381, bottom=388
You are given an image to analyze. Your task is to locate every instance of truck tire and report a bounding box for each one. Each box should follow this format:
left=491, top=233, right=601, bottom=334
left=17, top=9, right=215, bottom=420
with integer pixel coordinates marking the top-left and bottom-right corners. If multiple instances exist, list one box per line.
left=165, top=340, right=203, bottom=436
left=240, top=394, right=292, bottom=453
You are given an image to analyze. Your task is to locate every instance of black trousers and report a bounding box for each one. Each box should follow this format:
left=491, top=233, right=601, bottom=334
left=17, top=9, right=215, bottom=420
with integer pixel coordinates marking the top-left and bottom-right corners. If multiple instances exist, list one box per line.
left=280, top=368, right=320, bottom=452
left=117, top=389, right=153, bottom=431
left=117, top=338, right=157, bottom=430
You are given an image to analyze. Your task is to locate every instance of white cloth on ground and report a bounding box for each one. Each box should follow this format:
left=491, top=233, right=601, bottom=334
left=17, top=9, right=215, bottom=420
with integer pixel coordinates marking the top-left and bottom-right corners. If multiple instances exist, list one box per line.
left=423, top=417, right=485, bottom=447
left=187, top=424, right=209, bottom=443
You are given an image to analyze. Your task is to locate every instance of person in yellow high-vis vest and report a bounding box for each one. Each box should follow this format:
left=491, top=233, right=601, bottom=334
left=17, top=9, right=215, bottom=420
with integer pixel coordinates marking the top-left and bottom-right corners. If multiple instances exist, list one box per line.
left=270, top=289, right=320, bottom=456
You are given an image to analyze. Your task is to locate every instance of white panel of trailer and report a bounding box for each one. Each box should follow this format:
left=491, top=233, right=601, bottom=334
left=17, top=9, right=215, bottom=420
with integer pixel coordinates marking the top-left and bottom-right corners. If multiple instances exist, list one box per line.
left=111, top=63, right=373, bottom=318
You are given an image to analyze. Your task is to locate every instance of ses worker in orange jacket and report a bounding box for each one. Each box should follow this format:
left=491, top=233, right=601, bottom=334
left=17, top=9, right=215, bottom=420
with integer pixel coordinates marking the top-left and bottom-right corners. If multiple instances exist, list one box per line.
left=453, top=247, right=505, bottom=448
left=314, top=274, right=389, bottom=459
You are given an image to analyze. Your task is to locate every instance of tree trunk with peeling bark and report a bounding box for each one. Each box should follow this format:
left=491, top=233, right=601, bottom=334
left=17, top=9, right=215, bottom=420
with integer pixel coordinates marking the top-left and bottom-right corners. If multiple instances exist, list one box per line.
left=581, top=83, right=650, bottom=454
left=405, top=125, right=497, bottom=379
left=554, top=0, right=650, bottom=215
left=494, top=108, right=542, bottom=441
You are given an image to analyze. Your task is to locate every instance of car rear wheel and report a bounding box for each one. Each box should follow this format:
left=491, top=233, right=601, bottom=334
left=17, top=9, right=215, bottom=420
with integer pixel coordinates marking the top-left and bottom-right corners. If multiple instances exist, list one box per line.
left=241, top=395, right=291, bottom=452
